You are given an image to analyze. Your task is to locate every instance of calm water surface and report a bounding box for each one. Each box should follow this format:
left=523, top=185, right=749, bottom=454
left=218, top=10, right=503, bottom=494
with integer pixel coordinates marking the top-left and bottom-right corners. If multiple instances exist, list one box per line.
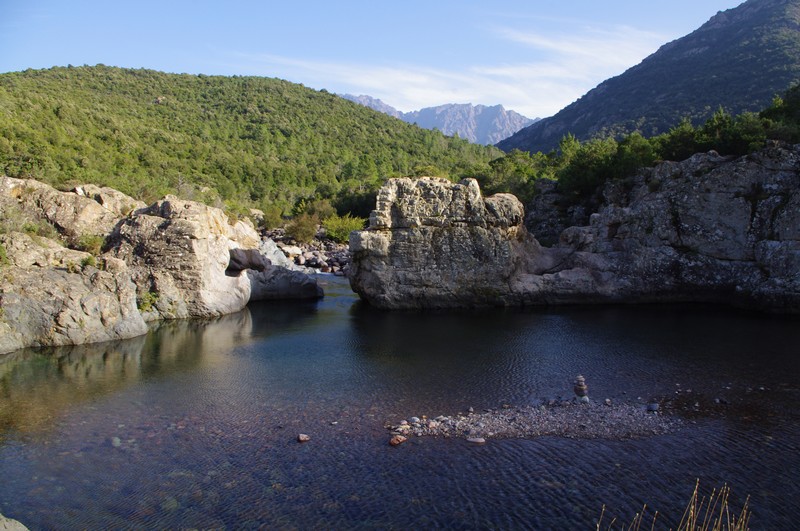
left=1, top=276, right=799, bottom=528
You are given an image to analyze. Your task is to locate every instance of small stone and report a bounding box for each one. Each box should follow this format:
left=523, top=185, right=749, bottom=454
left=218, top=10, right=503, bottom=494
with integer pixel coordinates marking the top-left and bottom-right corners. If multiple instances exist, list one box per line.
left=409, top=417, right=421, bottom=424
left=110, top=436, right=122, bottom=448
left=466, top=437, right=486, bottom=444
left=578, top=396, right=590, bottom=404
left=297, top=433, right=311, bottom=442
left=427, top=421, right=439, bottom=429
left=468, top=407, right=474, bottom=413
left=604, top=398, right=612, bottom=406
left=399, top=420, right=409, bottom=426
left=389, top=435, right=407, bottom=446
left=647, top=403, right=659, bottom=413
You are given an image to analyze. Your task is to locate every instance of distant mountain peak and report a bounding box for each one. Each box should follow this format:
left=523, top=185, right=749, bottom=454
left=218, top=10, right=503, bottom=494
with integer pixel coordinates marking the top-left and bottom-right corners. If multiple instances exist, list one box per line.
left=499, top=0, right=800, bottom=153
left=340, top=95, right=538, bottom=145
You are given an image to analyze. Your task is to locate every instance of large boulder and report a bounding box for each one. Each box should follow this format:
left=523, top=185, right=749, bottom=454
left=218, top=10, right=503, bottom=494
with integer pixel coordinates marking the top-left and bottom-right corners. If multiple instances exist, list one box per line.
left=0, top=232, right=148, bottom=355
left=349, top=144, right=800, bottom=312
left=349, top=177, right=539, bottom=308
left=107, top=196, right=321, bottom=320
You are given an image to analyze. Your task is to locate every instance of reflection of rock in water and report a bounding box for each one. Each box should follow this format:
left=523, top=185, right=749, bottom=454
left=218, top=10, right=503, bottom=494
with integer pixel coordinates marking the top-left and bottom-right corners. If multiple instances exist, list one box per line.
left=0, top=307, right=262, bottom=438
left=143, top=307, right=254, bottom=368
left=0, top=336, right=146, bottom=436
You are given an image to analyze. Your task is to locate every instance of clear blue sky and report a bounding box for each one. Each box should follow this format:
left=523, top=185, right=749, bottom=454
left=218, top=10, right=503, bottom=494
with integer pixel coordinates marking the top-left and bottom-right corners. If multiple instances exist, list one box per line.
left=0, top=1, right=743, bottom=118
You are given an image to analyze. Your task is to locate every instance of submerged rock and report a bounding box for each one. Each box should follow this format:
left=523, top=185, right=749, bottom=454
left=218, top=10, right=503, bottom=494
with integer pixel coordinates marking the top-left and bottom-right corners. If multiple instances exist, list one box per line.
left=349, top=144, right=800, bottom=312
left=0, top=512, right=29, bottom=531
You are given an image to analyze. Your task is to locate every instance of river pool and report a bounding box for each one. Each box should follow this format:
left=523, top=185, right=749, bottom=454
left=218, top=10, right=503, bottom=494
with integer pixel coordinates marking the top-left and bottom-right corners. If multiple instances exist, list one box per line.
left=1, top=276, right=798, bottom=528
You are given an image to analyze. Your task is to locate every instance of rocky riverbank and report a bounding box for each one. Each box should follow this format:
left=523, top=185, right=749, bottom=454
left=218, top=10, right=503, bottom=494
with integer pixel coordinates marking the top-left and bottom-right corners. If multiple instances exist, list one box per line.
left=387, top=400, right=683, bottom=444
left=350, top=143, right=800, bottom=312
left=0, top=177, right=323, bottom=355
left=0, top=512, right=28, bottom=531
left=265, top=229, right=350, bottom=276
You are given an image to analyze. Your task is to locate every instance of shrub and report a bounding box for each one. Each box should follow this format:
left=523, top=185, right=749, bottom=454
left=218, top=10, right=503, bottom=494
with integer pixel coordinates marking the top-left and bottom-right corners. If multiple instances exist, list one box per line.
left=322, top=213, right=366, bottom=243
left=137, top=291, right=159, bottom=312
left=260, top=204, right=285, bottom=230
left=285, top=213, right=319, bottom=243
left=80, top=255, right=97, bottom=269
left=304, top=198, right=337, bottom=220
left=74, top=234, right=105, bottom=255
left=0, top=242, right=9, bottom=266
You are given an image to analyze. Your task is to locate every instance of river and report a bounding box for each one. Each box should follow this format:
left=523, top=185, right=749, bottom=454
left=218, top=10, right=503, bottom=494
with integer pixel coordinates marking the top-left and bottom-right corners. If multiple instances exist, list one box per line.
left=1, top=276, right=798, bottom=528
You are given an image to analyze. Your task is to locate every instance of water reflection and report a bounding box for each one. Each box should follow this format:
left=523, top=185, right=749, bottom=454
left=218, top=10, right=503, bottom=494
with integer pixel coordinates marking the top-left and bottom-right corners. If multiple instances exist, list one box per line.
left=0, top=307, right=259, bottom=439
left=0, top=277, right=798, bottom=528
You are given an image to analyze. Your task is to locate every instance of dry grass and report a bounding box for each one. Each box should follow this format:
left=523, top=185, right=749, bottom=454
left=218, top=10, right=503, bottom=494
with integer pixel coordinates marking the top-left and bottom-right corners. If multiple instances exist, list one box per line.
left=597, top=480, right=750, bottom=531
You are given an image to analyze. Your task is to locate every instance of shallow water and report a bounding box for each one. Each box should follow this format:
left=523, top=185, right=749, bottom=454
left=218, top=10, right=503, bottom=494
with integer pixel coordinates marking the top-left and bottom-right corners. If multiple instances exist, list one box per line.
left=1, top=276, right=798, bottom=528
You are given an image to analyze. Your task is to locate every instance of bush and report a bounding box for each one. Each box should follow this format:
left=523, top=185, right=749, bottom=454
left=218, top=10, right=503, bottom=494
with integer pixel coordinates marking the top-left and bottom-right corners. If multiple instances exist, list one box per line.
left=74, top=234, right=105, bottom=255
left=259, top=204, right=285, bottom=230
left=0, top=242, right=9, bottom=266
left=323, top=213, right=366, bottom=243
left=80, top=255, right=97, bottom=269
left=285, top=213, right=319, bottom=243
left=305, top=198, right=337, bottom=220
left=137, top=291, right=159, bottom=312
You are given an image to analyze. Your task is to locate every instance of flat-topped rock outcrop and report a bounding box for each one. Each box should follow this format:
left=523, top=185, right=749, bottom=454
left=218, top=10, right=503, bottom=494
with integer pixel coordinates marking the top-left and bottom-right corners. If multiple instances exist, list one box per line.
left=349, top=143, right=800, bottom=312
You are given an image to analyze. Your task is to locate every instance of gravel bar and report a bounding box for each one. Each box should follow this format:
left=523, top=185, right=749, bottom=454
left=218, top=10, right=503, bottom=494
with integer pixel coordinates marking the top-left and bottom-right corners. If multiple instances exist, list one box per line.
left=387, top=401, right=684, bottom=441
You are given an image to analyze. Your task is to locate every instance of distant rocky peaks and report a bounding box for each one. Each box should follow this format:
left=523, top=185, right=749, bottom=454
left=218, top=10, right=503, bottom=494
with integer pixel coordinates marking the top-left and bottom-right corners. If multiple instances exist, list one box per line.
left=341, top=94, right=538, bottom=145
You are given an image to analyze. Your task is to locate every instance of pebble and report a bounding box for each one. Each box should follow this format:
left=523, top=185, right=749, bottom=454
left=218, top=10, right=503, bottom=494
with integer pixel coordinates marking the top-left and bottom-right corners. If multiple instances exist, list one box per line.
left=467, top=437, right=486, bottom=444
left=409, top=417, right=421, bottom=424
left=647, top=403, right=660, bottom=412
left=389, top=435, right=407, bottom=446
left=110, top=436, right=122, bottom=448
left=297, top=433, right=311, bottom=442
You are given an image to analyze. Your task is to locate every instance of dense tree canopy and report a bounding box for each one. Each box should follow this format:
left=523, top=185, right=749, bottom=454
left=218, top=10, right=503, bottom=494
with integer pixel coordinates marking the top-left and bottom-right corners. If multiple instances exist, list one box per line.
left=0, top=65, right=500, bottom=217
left=477, top=85, right=800, bottom=205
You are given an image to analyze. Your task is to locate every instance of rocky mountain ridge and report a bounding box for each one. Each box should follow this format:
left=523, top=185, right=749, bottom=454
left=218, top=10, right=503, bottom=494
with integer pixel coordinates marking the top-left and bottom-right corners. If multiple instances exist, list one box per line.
left=349, top=142, right=800, bottom=312
left=499, top=0, right=800, bottom=154
left=341, top=94, right=537, bottom=145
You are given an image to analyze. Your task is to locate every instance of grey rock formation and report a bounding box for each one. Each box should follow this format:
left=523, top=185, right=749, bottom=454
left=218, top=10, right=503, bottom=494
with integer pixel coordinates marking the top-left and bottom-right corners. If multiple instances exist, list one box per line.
left=1, top=179, right=322, bottom=354
left=0, top=176, right=132, bottom=240
left=349, top=177, right=538, bottom=308
left=0, top=512, right=28, bottom=531
left=349, top=144, right=800, bottom=312
left=340, top=95, right=537, bottom=145
left=107, top=196, right=322, bottom=320
left=0, top=232, right=148, bottom=355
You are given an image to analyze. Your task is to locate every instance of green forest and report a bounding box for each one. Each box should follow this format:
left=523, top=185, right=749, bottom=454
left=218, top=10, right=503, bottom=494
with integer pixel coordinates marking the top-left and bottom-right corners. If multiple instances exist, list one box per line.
left=2, top=65, right=799, bottom=228
left=477, top=85, right=800, bottom=205
left=0, top=65, right=500, bottom=218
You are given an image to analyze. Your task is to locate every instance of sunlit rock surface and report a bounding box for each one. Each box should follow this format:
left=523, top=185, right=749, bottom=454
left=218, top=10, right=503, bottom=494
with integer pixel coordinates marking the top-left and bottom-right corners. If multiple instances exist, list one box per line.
left=349, top=144, right=800, bottom=312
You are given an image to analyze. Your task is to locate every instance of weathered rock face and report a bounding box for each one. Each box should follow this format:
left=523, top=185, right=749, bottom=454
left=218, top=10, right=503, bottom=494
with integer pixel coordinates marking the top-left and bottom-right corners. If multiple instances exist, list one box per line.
left=349, top=144, right=800, bottom=312
left=0, top=232, right=148, bottom=355
left=1, top=179, right=322, bottom=354
left=349, top=177, right=539, bottom=308
left=0, top=176, right=137, bottom=240
left=107, top=196, right=322, bottom=320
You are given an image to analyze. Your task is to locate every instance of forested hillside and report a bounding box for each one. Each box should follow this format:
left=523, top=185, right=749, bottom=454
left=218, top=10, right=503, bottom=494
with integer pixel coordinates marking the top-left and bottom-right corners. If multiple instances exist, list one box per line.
left=0, top=65, right=500, bottom=215
left=499, top=0, right=800, bottom=154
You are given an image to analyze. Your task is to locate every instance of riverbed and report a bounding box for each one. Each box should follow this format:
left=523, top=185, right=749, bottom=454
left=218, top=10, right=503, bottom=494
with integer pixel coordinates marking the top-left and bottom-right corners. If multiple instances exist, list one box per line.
left=1, top=276, right=798, bottom=528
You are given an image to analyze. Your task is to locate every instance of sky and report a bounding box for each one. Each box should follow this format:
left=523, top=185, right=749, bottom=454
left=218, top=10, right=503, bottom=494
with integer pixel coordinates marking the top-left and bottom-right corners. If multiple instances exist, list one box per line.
left=0, top=1, right=744, bottom=119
